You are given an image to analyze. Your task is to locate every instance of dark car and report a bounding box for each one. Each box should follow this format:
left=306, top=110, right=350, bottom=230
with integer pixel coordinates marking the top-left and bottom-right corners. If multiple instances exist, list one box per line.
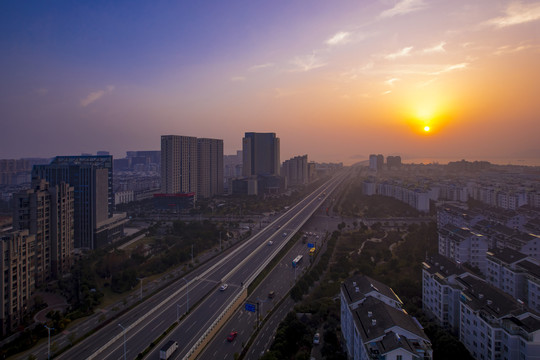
left=227, top=331, right=238, bottom=342
left=268, top=290, right=275, bottom=298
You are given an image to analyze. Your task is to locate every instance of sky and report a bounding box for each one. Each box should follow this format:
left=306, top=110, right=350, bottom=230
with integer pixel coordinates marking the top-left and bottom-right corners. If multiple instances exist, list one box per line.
left=1, top=0, right=540, bottom=165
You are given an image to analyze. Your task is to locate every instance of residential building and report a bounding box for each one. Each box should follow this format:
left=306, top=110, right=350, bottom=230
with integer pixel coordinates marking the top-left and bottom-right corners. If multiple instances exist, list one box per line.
left=281, top=155, right=308, bottom=187
left=438, top=224, right=489, bottom=274
left=32, top=155, right=113, bottom=249
left=0, top=230, right=35, bottom=335
left=341, top=275, right=432, bottom=360
left=197, top=138, right=223, bottom=198
left=161, top=135, right=198, bottom=196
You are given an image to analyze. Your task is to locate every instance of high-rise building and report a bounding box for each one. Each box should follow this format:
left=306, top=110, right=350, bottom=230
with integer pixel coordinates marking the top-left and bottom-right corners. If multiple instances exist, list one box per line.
left=0, top=230, right=35, bottom=335
left=197, top=138, right=223, bottom=198
left=161, top=135, right=198, bottom=196
left=13, top=179, right=74, bottom=284
left=282, top=155, right=308, bottom=186
left=242, top=132, right=280, bottom=177
left=32, top=155, right=113, bottom=249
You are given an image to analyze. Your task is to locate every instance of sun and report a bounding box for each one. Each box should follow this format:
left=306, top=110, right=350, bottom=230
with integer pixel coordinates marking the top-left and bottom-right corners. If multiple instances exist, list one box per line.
left=424, top=126, right=430, bottom=132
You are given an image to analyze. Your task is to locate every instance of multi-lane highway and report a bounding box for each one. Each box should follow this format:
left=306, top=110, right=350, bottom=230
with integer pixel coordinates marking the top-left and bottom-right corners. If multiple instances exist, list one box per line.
left=50, top=171, right=345, bottom=360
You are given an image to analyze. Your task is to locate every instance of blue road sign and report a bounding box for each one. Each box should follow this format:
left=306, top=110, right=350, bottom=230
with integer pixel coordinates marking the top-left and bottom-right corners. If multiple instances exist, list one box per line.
left=307, top=243, right=315, bottom=248
left=245, top=303, right=256, bottom=312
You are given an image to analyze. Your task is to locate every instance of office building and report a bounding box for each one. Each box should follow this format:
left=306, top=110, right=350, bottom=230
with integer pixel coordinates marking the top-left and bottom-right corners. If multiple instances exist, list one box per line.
left=161, top=135, right=198, bottom=196
left=0, top=230, right=35, bottom=335
left=242, top=132, right=280, bottom=177
left=197, top=138, right=223, bottom=198
left=13, top=179, right=74, bottom=283
left=32, top=155, right=113, bottom=249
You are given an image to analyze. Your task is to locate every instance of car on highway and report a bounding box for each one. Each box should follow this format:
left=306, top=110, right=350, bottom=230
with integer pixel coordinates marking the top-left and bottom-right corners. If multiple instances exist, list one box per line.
left=282, top=232, right=287, bottom=237
left=268, top=241, right=273, bottom=246
left=227, top=331, right=238, bottom=342
left=220, top=283, right=228, bottom=291
left=268, top=290, right=275, bottom=299
left=313, top=333, right=320, bottom=345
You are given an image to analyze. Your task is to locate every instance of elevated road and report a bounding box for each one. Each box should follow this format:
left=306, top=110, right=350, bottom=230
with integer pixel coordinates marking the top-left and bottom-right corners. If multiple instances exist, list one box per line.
left=52, top=172, right=345, bottom=360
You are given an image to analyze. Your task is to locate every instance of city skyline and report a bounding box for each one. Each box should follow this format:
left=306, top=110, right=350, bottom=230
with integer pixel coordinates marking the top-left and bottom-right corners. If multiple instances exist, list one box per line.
left=2, top=1, right=540, bottom=164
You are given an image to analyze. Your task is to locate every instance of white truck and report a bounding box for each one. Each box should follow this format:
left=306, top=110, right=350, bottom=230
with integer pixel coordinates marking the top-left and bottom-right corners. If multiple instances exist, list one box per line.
left=160, top=340, right=178, bottom=360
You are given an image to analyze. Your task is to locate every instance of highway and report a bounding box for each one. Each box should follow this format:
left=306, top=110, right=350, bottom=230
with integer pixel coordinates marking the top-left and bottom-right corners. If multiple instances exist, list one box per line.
left=52, top=172, right=345, bottom=360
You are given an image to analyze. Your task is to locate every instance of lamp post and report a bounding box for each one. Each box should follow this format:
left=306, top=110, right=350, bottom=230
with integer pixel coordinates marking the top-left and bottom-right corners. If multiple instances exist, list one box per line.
left=44, top=325, right=54, bottom=359
left=136, top=277, right=143, bottom=300
left=118, top=323, right=126, bottom=360
left=183, top=277, right=189, bottom=313
left=177, top=304, right=182, bottom=322
left=219, top=231, right=222, bottom=251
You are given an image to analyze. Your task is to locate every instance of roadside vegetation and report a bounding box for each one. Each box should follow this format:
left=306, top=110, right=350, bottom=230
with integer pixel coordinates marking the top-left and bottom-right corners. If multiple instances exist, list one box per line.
left=261, top=174, right=472, bottom=360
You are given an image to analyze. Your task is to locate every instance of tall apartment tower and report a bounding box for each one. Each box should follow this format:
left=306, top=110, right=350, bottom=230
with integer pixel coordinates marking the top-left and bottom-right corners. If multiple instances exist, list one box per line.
left=242, top=132, right=280, bottom=177
left=13, top=179, right=74, bottom=284
left=32, top=155, right=113, bottom=249
left=0, top=230, right=35, bottom=335
left=197, top=138, right=223, bottom=198
left=282, top=155, right=308, bottom=186
left=161, top=135, right=198, bottom=196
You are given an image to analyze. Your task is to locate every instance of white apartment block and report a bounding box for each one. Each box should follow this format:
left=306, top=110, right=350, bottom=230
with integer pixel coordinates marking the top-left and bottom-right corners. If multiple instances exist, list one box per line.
left=341, top=275, right=432, bottom=360
left=438, top=224, right=489, bottom=274
left=458, top=275, right=540, bottom=360
left=114, top=190, right=134, bottom=205
left=422, top=254, right=471, bottom=331
left=362, top=179, right=430, bottom=212
left=486, top=248, right=540, bottom=314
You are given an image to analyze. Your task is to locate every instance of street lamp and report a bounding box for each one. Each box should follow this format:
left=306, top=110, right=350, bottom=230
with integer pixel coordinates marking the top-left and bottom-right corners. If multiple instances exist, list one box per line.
left=183, top=277, right=189, bottom=313
left=136, top=277, right=143, bottom=300
left=219, top=231, right=222, bottom=251
left=44, top=325, right=54, bottom=360
left=118, top=323, right=126, bottom=360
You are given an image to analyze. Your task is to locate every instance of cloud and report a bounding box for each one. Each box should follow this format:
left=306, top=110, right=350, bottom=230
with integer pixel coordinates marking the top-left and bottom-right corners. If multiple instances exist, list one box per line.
left=493, top=44, right=536, bottom=55
left=248, top=63, right=275, bottom=72
left=35, top=88, right=49, bottom=96
left=385, top=78, right=400, bottom=86
left=230, top=76, right=246, bottom=82
left=290, top=54, right=327, bottom=72
left=326, top=31, right=351, bottom=46
left=485, top=1, right=540, bottom=27
left=80, top=85, right=114, bottom=107
left=431, top=63, right=468, bottom=75
left=423, top=42, right=446, bottom=53
left=379, top=0, right=427, bottom=19
left=385, top=46, right=413, bottom=59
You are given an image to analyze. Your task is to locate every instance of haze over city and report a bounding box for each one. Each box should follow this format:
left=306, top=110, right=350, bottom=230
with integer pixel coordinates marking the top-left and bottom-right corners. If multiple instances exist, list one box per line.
left=2, top=0, right=540, bottom=164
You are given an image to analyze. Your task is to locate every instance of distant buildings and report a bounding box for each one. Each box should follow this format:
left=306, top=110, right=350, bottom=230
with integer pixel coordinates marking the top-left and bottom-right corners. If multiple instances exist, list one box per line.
left=341, top=275, right=433, bottom=360
left=159, top=135, right=223, bottom=208
left=161, top=135, right=198, bottom=196
left=281, top=155, right=308, bottom=187
left=233, top=132, right=283, bottom=195
left=242, top=132, right=280, bottom=177
left=32, top=155, right=123, bottom=249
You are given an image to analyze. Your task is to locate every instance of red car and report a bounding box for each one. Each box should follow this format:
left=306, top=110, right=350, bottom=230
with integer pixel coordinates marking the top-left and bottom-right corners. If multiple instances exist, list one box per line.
left=227, top=331, right=238, bottom=342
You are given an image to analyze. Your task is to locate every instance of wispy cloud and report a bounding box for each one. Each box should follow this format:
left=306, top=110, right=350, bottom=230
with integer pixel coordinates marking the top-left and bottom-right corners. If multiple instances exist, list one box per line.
left=379, top=0, right=427, bottom=19
left=423, top=42, right=446, bottom=53
left=230, top=76, right=246, bottom=82
left=431, top=63, right=468, bottom=75
left=485, top=1, right=540, bottom=28
left=290, top=54, right=327, bottom=72
left=35, top=88, right=49, bottom=96
left=385, top=46, right=414, bottom=59
left=248, top=63, right=275, bottom=72
left=493, top=44, right=536, bottom=55
left=385, top=78, right=400, bottom=86
left=326, top=31, right=351, bottom=46
left=80, top=85, right=114, bottom=107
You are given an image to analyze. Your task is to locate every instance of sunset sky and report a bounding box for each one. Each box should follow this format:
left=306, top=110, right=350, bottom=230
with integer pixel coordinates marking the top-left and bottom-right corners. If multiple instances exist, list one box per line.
left=2, top=1, right=539, bottom=164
